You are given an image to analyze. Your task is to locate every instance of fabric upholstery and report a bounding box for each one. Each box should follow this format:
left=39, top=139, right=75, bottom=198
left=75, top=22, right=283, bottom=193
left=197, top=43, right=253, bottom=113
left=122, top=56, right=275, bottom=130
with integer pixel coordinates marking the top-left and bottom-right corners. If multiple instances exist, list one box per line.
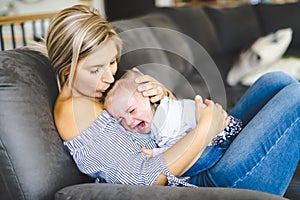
left=254, top=2, right=300, bottom=49
left=55, top=183, right=288, bottom=200
left=104, top=0, right=155, bottom=21
left=155, top=6, right=219, bottom=55
left=0, top=49, right=92, bottom=200
left=1, top=2, right=300, bottom=199
left=204, top=4, right=262, bottom=54
left=112, top=13, right=210, bottom=100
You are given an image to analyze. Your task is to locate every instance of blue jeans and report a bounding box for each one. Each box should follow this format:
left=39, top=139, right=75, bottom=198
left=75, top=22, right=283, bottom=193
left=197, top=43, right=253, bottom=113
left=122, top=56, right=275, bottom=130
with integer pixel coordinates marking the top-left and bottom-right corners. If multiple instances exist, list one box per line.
left=187, top=72, right=300, bottom=196
left=183, top=145, right=227, bottom=177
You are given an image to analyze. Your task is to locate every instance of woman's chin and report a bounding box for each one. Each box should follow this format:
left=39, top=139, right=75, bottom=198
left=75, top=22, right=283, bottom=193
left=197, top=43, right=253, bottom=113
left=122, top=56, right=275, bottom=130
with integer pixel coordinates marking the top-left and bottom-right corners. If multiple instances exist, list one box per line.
left=94, top=92, right=103, bottom=98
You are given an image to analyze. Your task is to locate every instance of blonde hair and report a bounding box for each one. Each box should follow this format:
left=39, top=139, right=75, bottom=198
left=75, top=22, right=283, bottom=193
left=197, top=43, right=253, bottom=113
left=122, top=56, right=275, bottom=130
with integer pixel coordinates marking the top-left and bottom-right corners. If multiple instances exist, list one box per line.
left=104, top=69, right=144, bottom=110
left=46, top=4, right=122, bottom=92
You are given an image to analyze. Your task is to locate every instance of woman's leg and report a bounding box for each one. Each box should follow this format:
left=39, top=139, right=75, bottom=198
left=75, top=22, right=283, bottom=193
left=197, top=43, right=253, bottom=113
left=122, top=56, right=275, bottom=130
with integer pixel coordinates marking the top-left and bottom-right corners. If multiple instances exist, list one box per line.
left=188, top=82, right=300, bottom=196
left=182, top=145, right=226, bottom=176
left=230, top=72, right=298, bottom=125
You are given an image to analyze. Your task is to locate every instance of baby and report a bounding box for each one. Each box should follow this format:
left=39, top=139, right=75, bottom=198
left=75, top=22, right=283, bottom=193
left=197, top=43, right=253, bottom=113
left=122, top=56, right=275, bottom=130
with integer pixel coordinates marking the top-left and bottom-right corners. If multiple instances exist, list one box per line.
left=104, top=69, right=243, bottom=159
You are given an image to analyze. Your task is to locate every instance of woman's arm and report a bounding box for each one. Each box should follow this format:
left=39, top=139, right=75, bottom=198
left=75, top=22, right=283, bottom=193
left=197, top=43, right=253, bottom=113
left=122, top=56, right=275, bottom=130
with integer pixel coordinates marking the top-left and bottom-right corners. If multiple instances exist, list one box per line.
left=135, top=76, right=229, bottom=185
left=155, top=95, right=230, bottom=185
left=54, top=95, right=104, bottom=141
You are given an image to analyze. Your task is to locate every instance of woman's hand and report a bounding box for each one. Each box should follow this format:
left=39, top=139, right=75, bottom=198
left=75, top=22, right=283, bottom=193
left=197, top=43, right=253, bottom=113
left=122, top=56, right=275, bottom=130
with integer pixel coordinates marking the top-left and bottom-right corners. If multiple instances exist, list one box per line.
left=135, top=74, right=175, bottom=103
left=195, top=95, right=230, bottom=138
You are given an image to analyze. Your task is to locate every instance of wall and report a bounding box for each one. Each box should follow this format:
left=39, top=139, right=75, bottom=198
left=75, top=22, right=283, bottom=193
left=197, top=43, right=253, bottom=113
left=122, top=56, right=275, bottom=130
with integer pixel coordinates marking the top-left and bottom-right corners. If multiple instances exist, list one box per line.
left=0, top=0, right=106, bottom=50
left=1, top=0, right=106, bottom=16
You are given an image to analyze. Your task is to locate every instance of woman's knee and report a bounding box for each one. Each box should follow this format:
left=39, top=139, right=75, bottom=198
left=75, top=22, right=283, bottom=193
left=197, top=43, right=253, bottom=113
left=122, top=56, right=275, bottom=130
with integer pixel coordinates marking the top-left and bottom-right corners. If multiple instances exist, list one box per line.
left=280, top=82, right=300, bottom=103
left=255, top=71, right=298, bottom=88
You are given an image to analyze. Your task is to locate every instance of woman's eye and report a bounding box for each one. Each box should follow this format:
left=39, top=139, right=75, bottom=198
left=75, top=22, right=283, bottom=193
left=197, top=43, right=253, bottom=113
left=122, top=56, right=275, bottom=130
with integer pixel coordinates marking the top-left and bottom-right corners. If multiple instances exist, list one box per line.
left=90, top=67, right=100, bottom=74
left=90, top=69, right=99, bottom=74
left=110, top=60, right=116, bottom=65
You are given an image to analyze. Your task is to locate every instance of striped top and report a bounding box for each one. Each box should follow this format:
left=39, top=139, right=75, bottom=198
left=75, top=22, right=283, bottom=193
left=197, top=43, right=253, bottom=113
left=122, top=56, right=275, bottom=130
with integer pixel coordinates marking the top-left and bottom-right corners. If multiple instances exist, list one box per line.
left=64, top=110, right=193, bottom=186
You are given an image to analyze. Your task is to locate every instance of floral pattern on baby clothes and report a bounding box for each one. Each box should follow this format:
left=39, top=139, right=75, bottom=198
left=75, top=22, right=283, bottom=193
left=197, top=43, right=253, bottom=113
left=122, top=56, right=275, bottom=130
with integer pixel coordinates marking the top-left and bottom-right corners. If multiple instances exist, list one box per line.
left=208, top=116, right=243, bottom=147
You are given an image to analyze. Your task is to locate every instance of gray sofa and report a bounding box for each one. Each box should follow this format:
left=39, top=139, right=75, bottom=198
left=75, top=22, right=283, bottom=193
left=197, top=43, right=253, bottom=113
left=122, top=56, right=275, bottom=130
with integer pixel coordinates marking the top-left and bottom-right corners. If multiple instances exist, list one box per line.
left=1, top=2, right=299, bottom=200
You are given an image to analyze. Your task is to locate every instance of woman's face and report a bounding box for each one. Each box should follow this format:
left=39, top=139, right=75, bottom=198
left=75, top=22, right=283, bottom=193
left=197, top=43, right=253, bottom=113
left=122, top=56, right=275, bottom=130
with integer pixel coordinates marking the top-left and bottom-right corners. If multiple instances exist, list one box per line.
left=72, top=39, right=118, bottom=98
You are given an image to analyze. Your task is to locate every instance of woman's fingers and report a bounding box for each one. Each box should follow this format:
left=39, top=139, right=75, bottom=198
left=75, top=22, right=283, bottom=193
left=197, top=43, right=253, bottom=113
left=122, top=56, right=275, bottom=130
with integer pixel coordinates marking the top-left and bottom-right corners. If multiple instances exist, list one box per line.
left=224, top=115, right=231, bottom=127
left=195, top=95, right=203, bottom=122
left=136, top=75, right=165, bottom=103
left=203, top=99, right=229, bottom=132
left=135, top=74, right=156, bottom=84
left=138, top=83, right=163, bottom=96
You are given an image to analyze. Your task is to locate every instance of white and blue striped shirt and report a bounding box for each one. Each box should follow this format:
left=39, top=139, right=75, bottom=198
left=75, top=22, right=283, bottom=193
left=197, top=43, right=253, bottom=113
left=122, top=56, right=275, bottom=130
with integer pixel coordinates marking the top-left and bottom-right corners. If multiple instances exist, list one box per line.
left=64, top=110, right=192, bottom=186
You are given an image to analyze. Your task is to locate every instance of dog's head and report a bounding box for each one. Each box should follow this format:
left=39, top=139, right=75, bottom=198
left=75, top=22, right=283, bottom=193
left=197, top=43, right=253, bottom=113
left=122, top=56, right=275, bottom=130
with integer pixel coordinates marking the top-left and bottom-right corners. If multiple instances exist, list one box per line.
left=227, top=28, right=293, bottom=86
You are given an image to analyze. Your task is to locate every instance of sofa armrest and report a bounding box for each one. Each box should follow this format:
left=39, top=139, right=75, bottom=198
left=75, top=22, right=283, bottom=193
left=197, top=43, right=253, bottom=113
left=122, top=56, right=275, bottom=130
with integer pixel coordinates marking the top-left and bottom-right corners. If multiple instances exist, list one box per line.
left=0, top=48, right=93, bottom=200
left=55, top=183, right=287, bottom=200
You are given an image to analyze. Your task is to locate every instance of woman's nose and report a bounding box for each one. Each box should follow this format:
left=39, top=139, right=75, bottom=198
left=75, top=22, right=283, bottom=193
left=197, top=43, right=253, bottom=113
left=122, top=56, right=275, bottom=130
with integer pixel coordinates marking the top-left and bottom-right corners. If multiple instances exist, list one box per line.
left=102, top=68, right=115, bottom=83
left=103, top=63, right=117, bottom=83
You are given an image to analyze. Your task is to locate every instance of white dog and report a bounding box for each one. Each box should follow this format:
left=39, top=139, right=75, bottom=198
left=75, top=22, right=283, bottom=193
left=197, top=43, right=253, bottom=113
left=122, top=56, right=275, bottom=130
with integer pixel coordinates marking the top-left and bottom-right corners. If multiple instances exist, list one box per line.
left=227, top=28, right=293, bottom=86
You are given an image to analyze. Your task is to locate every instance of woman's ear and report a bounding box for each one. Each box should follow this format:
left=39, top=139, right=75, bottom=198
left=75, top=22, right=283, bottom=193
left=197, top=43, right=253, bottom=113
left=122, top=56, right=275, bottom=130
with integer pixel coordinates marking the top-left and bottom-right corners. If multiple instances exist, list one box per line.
left=64, top=71, right=70, bottom=80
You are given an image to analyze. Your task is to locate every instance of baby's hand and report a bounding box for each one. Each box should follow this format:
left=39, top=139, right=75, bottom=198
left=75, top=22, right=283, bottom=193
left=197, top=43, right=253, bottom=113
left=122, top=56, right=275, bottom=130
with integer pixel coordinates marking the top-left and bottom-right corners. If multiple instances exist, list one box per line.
left=141, top=147, right=153, bottom=158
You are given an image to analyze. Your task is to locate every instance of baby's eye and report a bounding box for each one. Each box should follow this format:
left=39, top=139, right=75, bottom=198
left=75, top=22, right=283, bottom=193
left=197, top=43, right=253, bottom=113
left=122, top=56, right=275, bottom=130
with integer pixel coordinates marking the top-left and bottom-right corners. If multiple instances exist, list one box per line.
left=129, top=108, right=135, bottom=114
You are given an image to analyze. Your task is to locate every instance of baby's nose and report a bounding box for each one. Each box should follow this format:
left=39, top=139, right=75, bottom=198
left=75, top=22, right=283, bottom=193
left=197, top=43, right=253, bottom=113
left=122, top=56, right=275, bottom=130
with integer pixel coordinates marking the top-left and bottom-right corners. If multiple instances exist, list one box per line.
left=125, top=115, right=134, bottom=126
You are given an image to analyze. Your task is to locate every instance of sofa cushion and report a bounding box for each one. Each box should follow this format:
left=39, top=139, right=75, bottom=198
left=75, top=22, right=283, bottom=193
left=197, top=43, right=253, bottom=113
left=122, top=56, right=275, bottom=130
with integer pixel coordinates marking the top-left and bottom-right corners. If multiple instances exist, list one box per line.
left=55, top=183, right=287, bottom=200
left=254, top=2, right=300, bottom=49
left=204, top=4, right=262, bottom=55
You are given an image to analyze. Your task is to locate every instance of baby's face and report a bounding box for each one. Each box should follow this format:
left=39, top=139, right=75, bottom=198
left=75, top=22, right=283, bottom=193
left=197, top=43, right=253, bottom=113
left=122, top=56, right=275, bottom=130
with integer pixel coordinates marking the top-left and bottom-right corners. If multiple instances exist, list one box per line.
left=108, top=91, right=154, bottom=134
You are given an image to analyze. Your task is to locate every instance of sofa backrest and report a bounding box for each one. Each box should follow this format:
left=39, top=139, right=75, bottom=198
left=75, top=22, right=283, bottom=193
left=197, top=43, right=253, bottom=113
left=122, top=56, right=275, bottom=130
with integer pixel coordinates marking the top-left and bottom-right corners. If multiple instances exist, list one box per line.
left=0, top=49, right=92, bottom=200
left=254, top=2, right=300, bottom=51
left=155, top=6, right=220, bottom=55
left=104, top=0, right=156, bottom=21
left=203, top=4, right=262, bottom=56
left=111, top=13, right=212, bottom=100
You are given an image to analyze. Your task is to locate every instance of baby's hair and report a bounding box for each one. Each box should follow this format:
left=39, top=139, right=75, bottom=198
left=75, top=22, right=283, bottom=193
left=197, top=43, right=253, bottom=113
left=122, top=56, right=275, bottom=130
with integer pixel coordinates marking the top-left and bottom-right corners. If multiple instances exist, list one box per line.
left=104, top=69, right=144, bottom=110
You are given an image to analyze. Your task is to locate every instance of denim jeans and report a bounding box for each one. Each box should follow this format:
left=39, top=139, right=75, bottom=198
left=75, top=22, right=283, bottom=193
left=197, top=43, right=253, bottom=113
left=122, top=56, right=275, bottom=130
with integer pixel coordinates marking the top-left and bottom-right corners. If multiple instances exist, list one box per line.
left=182, top=145, right=227, bottom=177
left=187, top=72, right=300, bottom=196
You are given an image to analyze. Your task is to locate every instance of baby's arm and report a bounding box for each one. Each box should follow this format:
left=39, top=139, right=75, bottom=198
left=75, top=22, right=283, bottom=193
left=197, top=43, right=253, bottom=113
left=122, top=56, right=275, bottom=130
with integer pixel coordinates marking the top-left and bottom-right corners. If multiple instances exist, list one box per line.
left=141, top=147, right=153, bottom=158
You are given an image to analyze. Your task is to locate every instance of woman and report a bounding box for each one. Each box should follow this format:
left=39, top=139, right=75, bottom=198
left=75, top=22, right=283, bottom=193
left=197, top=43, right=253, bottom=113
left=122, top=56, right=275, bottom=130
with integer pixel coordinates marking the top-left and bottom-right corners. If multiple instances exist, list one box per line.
left=46, top=4, right=300, bottom=196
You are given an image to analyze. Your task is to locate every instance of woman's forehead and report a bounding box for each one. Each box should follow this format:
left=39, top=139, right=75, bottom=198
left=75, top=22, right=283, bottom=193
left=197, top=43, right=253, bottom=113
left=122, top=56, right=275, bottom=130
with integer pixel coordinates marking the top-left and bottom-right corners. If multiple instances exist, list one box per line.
left=81, top=40, right=118, bottom=67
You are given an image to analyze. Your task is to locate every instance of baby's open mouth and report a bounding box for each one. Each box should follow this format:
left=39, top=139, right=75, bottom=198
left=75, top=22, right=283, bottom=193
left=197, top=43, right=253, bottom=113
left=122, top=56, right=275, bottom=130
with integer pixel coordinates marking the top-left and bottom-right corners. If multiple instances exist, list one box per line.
left=136, top=121, right=146, bottom=132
